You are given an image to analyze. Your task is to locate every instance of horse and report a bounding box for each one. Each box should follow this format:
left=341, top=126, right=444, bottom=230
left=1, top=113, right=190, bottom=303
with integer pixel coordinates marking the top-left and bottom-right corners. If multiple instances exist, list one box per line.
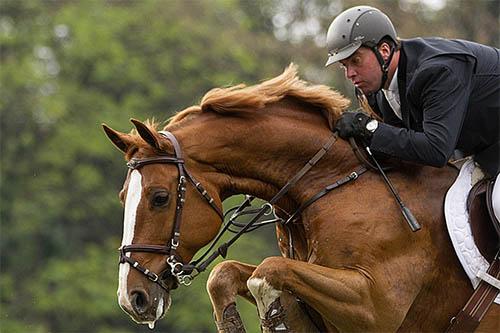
left=102, top=64, right=499, bottom=332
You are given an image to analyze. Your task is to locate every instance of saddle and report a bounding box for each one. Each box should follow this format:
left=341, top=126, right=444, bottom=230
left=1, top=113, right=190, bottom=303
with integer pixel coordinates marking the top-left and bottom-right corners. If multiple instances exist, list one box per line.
left=446, top=177, right=500, bottom=332
left=467, top=178, right=500, bottom=262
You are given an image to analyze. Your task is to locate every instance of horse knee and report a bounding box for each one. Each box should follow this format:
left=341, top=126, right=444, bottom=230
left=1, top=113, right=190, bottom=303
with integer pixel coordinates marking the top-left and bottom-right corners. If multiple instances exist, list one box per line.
left=247, top=257, right=288, bottom=316
left=251, top=257, right=288, bottom=286
left=207, top=261, right=249, bottom=329
left=207, top=260, right=241, bottom=298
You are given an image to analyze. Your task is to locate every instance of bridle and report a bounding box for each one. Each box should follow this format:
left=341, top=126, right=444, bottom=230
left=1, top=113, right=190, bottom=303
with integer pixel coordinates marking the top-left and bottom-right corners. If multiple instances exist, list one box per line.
left=119, top=131, right=224, bottom=289
left=119, top=130, right=368, bottom=289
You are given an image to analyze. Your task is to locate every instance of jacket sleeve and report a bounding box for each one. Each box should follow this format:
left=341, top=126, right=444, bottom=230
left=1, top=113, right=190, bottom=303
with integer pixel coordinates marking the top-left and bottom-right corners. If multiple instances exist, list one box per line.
left=370, top=59, right=474, bottom=167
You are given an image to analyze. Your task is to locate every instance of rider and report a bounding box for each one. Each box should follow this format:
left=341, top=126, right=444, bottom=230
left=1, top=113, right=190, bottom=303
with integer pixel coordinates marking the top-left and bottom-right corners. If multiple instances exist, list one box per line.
left=326, top=5, right=500, bottom=222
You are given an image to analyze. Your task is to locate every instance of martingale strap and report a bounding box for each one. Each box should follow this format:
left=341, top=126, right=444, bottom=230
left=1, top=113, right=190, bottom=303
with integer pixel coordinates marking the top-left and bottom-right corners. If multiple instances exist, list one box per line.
left=284, top=166, right=368, bottom=225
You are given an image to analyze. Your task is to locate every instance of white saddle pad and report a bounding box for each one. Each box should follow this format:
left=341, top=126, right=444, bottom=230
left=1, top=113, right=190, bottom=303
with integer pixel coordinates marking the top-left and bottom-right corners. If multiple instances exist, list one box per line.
left=444, top=158, right=499, bottom=304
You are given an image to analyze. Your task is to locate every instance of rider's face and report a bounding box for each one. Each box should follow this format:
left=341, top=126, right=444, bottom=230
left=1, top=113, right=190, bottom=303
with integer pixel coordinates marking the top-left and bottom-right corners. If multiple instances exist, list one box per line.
left=339, top=46, right=383, bottom=95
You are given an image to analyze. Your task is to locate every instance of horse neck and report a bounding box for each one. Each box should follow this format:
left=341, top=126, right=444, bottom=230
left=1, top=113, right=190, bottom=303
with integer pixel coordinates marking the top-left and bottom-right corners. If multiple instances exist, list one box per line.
left=173, top=101, right=359, bottom=212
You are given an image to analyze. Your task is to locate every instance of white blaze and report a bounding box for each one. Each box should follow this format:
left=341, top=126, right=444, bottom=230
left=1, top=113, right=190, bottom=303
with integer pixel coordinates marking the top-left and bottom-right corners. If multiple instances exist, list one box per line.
left=247, top=277, right=282, bottom=319
left=145, top=297, right=165, bottom=330
left=118, top=170, right=143, bottom=310
left=156, top=297, right=164, bottom=320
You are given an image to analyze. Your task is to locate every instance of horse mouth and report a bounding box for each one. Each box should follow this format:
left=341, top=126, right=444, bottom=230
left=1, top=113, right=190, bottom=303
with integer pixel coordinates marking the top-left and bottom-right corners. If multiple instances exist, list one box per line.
left=119, top=290, right=171, bottom=326
left=137, top=294, right=171, bottom=328
left=118, top=272, right=176, bottom=326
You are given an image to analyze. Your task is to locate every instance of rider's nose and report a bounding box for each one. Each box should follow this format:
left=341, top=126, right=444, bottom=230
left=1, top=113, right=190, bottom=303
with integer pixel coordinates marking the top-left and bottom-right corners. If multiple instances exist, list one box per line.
left=130, top=288, right=150, bottom=315
left=345, top=66, right=357, bottom=80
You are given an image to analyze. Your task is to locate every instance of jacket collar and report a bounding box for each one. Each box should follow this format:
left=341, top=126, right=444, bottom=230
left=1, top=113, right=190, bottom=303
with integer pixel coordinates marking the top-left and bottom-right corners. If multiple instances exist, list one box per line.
left=398, top=41, right=411, bottom=128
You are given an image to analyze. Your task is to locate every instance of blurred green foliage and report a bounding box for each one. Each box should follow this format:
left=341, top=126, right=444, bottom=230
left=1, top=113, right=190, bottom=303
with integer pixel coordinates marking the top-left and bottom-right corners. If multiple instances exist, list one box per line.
left=1, top=0, right=497, bottom=332
left=0, top=0, right=289, bottom=331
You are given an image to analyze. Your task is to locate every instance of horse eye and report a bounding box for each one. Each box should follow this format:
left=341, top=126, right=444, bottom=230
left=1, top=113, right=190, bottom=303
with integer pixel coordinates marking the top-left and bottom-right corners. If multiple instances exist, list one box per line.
left=152, top=192, right=169, bottom=207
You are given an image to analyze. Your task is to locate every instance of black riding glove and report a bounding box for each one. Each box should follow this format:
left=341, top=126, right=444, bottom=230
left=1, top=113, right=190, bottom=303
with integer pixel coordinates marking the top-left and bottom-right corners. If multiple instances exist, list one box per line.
left=335, top=111, right=376, bottom=141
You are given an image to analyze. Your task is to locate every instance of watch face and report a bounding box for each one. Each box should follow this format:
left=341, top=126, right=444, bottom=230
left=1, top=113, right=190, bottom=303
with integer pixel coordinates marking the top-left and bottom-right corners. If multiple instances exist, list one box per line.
left=366, top=120, right=378, bottom=132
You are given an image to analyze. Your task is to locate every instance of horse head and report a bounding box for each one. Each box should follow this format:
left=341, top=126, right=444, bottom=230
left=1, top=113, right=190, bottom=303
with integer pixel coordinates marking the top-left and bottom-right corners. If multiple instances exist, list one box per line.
left=103, top=119, right=224, bottom=327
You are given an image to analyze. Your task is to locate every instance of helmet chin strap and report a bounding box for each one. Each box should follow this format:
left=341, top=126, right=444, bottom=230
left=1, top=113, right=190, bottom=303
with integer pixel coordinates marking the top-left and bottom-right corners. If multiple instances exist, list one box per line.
left=371, top=44, right=395, bottom=91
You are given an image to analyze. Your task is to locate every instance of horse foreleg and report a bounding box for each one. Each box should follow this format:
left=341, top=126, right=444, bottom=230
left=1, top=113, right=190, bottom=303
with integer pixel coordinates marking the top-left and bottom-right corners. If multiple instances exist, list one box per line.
left=207, top=260, right=256, bottom=332
left=248, top=256, right=409, bottom=332
left=207, top=259, right=321, bottom=333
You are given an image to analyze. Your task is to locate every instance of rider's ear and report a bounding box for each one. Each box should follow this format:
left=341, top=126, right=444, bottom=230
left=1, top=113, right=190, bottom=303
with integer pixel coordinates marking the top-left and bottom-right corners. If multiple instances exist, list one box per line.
left=130, top=118, right=174, bottom=154
left=377, top=42, right=392, bottom=60
left=102, top=123, right=133, bottom=153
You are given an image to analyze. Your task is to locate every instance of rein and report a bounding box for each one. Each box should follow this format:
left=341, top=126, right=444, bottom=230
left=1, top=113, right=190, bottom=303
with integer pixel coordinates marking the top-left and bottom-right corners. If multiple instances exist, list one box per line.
left=119, top=130, right=368, bottom=288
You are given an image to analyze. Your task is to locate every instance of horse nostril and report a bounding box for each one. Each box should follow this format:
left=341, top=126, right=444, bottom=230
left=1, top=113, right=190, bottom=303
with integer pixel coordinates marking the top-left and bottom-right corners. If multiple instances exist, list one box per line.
left=130, top=289, right=150, bottom=315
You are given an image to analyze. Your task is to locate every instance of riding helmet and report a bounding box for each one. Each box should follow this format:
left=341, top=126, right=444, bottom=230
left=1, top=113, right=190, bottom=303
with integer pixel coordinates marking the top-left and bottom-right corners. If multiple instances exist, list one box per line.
left=325, top=6, right=397, bottom=67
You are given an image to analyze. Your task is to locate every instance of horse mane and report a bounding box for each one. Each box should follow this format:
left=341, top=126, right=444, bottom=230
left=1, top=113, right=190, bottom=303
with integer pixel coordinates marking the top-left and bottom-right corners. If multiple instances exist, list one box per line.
left=168, top=63, right=351, bottom=129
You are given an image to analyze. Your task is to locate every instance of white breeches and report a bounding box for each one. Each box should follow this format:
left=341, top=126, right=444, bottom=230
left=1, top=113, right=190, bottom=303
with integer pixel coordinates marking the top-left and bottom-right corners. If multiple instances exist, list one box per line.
left=493, top=173, right=500, bottom=222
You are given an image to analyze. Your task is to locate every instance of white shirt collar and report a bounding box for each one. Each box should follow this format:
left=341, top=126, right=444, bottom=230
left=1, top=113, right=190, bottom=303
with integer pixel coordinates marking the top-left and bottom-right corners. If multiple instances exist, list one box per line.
left=382, top=68, right=402, bottom=120
left=383, top=68, right=399, bottom=93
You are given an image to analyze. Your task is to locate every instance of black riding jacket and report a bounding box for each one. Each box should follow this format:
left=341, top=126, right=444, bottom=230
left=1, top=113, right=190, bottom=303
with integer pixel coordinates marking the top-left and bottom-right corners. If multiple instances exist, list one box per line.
left=369, top=37, right=500, bottom=176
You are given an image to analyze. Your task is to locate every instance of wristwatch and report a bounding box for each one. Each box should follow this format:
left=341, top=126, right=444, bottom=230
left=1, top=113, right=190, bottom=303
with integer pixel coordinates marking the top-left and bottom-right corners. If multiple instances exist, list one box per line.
left=366, top=119, right=379, bottom=133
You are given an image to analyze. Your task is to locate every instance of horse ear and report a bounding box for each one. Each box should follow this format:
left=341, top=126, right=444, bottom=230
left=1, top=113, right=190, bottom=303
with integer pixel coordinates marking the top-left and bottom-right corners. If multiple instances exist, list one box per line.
left=102, top=123, right=133, bottom=153
left=130, top=118, right=162, bottom=151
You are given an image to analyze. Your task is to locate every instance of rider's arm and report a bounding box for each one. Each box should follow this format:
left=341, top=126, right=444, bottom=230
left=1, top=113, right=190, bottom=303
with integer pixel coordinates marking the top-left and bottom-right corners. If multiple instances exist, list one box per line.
left=369, top=59, right=474, bottom=167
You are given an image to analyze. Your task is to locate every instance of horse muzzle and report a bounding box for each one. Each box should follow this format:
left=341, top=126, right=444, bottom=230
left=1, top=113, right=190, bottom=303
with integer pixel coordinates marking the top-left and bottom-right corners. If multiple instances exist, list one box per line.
left=118, top=269, right=177, bottom=326
left=118, top=284, right=171, bottom=326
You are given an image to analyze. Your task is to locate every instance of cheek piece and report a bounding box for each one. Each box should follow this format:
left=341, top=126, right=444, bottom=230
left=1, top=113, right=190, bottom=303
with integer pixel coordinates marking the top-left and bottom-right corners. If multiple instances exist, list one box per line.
left=371, top=44, right=395, bottom=91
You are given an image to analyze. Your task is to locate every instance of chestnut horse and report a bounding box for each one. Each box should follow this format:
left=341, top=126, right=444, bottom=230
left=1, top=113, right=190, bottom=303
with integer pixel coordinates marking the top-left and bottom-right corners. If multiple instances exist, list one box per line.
left=103, top=65, right=498, bottom=331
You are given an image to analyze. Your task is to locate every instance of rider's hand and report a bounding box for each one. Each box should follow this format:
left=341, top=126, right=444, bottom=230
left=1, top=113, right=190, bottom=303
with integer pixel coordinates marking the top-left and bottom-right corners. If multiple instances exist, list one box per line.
left=335, top=111, right=377, bottom=141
